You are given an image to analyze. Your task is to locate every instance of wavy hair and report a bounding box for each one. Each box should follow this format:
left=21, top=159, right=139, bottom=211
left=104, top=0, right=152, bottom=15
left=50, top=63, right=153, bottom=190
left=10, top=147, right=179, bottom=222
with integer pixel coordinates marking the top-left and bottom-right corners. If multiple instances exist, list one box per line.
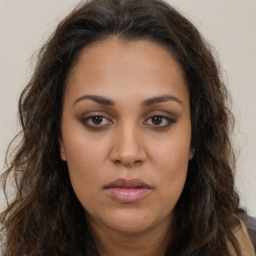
left=0, top=0, right=244, bottom=255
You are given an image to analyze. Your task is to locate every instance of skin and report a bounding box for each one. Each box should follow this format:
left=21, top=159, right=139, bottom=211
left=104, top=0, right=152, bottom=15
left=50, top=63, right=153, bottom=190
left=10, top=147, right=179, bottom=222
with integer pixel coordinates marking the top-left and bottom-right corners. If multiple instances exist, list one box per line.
left=60, top=37, right=193, bottom=256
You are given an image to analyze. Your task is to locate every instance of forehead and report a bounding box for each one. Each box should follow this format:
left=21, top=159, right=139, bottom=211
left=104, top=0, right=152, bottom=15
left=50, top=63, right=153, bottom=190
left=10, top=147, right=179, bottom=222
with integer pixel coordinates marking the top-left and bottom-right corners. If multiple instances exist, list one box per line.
left=65, top=37, right=189, bottom=105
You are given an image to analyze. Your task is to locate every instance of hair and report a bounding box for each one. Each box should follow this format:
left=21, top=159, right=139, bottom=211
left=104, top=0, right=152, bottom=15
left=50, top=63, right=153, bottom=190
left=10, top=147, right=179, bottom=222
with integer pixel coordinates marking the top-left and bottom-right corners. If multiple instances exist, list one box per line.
left=0, top=0, right=245, bottom=255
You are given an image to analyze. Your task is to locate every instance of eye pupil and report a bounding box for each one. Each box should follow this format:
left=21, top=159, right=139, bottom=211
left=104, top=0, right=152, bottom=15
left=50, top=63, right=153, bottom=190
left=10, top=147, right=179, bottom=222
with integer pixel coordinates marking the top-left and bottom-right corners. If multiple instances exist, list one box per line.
left=92, top=116, right=103, bottom=125
left=152, top=116, right=163, bottom=125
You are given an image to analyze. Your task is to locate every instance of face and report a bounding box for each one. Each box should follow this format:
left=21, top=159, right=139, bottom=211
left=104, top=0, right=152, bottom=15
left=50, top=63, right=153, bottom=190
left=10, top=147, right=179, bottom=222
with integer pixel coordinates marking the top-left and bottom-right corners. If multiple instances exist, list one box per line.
left=60, top=37, right=193, bottom=236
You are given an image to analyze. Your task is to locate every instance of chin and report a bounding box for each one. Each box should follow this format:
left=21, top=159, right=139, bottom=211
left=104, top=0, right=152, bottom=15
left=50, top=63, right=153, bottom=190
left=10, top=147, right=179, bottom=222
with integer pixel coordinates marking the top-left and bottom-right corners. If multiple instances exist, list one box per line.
left=96, top=207, right=171, bottom=234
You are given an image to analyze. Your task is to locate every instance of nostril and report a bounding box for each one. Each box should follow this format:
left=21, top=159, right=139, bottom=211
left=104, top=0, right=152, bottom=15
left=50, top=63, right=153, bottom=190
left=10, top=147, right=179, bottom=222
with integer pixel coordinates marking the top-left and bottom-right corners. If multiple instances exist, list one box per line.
left=134, top=160, right=142, bottom=165
left=114, top=159, right=121, bottom=165
left=113, top=159, right=143, bottom=167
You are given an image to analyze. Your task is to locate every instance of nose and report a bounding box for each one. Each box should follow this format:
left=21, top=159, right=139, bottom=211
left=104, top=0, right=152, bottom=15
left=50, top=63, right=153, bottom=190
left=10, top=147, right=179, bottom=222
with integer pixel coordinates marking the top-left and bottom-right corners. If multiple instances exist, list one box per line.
left=109, top=124, right=147, bottom=167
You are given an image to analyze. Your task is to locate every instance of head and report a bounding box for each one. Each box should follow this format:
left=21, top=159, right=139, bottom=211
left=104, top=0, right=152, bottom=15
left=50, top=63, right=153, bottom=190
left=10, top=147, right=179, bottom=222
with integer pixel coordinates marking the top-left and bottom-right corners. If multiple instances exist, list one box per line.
left=1, top=0, right=241, bottom=255
left=58, top=37, right=193, bottom=243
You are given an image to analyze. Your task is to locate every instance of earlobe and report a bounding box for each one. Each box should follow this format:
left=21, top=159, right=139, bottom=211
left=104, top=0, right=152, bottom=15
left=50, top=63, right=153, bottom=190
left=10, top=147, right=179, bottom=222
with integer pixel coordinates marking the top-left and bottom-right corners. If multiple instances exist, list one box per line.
left=189, top=148, right=195, bottom=160
left=59, top=138, right=67, bottom=161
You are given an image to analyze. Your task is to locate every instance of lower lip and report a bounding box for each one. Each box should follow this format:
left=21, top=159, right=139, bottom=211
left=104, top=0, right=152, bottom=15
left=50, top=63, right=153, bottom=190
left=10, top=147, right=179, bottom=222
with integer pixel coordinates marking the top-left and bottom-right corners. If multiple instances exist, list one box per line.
left=105, top=187, right=152, bottom=203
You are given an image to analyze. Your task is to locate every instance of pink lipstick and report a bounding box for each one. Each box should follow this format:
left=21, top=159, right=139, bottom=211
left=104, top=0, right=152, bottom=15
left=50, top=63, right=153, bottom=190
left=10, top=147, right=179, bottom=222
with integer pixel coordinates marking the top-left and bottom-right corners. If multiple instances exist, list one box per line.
left=104, top=178, right=152, bottom=203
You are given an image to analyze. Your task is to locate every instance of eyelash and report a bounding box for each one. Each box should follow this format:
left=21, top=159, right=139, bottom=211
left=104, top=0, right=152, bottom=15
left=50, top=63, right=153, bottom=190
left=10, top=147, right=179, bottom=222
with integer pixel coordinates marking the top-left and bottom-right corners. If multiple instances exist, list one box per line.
left=144, top=115, right=176, bottom=128
left=81, top=114, right=176, bottom=130
left=82, top=115, right=112, bottom=129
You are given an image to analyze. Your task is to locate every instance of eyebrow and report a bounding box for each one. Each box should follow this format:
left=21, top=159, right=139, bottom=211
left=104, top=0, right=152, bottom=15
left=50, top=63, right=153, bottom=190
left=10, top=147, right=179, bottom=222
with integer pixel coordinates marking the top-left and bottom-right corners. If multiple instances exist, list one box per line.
left=73, top=94, right=182, bottom=106
left=73, top=95, right=115, bottom=106
left=142, top=94, right=182, bottom=106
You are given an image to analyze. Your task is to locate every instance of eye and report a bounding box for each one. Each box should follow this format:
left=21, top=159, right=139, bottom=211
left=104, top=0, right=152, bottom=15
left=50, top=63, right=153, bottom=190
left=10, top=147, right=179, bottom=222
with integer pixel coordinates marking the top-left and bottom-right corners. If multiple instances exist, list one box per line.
left=145, top=115, right=175, bottom=128
left=82, top=115, right=112, bottom=128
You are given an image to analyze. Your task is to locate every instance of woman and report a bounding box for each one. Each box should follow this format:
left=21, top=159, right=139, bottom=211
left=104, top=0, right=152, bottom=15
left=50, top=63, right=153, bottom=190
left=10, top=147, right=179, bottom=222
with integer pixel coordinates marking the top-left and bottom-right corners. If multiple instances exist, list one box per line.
left=0, top=0, right=255, bottom=255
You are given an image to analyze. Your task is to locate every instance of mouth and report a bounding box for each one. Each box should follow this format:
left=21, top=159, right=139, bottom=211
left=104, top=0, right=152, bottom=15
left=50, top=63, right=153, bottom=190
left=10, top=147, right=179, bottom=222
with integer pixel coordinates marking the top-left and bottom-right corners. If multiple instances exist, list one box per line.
left=104, top=178, right=153, bottom=203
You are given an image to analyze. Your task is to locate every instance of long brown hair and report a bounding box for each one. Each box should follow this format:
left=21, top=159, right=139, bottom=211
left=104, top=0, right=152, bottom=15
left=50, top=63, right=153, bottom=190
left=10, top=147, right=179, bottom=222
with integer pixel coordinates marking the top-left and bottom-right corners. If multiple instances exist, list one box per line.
left=0, top=0, right=244, bottom=255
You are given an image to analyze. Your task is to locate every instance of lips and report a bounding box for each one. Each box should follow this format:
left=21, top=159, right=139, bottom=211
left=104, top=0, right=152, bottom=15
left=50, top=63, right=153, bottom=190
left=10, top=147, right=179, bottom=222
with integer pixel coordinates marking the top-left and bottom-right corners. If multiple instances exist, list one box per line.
left=104, top=178, right=152, bottom=203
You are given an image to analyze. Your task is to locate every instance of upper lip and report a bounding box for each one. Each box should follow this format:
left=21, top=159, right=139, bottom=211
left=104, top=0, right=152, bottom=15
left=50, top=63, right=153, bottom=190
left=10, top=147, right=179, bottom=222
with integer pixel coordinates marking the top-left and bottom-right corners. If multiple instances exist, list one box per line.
left=104, top=178, right=152, bottom=189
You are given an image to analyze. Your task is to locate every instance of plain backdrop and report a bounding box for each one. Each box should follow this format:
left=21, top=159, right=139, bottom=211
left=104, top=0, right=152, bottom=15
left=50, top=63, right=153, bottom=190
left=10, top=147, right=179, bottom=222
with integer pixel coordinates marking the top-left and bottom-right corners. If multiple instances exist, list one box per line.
left=0, top=0, right=255, bottom=216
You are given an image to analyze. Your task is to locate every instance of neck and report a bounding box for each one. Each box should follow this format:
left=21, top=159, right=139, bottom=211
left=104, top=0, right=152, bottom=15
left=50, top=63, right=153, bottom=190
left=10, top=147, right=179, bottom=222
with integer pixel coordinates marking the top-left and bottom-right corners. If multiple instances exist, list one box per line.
left=88, top=217, right=173, bottom=256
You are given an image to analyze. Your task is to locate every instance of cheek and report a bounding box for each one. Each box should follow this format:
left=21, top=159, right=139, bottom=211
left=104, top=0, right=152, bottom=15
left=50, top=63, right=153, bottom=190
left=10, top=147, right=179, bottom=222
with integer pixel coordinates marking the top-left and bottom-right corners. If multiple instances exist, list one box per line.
left=63, top=137, right=107, bottom=208
left=65, top=140, right=104, bottom=168
left=152, top=159, right=188, bottom=220
left=151, top=132, right=190, bottom=209
left=152, top=128, right=191, bottom=174
left=158, top=151, right=188, bottom=198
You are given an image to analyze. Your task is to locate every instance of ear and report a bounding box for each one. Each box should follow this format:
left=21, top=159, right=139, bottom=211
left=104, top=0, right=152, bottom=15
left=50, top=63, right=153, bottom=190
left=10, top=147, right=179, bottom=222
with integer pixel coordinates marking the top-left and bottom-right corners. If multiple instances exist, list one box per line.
left=189, top=148, right=194, bottom=160
left=59, top=138, right=67, bottom=161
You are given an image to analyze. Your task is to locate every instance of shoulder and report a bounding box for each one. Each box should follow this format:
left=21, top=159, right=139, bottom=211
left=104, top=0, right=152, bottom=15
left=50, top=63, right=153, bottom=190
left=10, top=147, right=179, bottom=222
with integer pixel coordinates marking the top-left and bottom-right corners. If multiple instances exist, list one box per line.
left=228, top=217, right=256, bottom=256
left=244, top=215, right=256, bottom=253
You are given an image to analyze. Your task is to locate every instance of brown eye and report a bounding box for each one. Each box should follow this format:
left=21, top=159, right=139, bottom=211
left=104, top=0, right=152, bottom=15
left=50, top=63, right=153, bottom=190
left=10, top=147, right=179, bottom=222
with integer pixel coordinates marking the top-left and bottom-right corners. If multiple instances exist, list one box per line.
left=151, top=116, right=164, bottom=125
left=91, top=116, right=103, bottom=125
left=82, top=115, right=112, bottom=128
left=145, top=115, right=176, bottom=128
